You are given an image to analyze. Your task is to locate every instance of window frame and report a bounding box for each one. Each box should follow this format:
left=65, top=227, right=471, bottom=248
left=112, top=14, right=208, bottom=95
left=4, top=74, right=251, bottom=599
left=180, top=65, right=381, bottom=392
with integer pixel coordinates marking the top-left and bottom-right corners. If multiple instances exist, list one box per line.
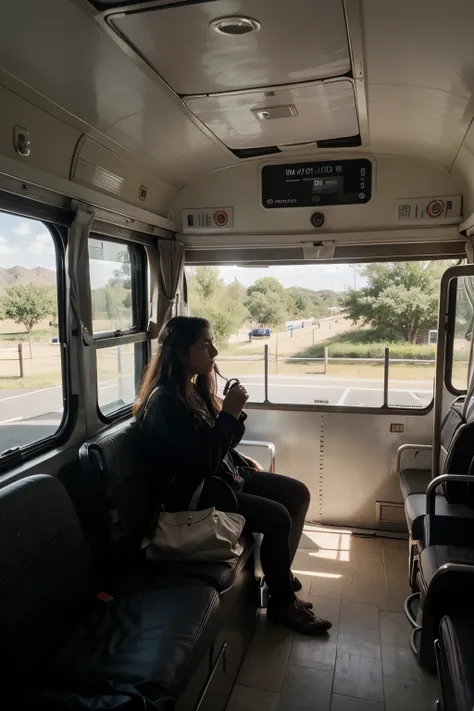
left=445, top=274, right=472, bottom=397
left=0, top=218, right=70, bottom=469
left=88, top=233, right=148, bottom=421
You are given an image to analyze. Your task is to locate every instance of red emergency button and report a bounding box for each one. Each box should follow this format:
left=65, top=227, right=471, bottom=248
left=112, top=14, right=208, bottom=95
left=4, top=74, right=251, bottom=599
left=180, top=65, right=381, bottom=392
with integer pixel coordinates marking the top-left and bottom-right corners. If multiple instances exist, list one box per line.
left=213, top=210, right=228, bottom=226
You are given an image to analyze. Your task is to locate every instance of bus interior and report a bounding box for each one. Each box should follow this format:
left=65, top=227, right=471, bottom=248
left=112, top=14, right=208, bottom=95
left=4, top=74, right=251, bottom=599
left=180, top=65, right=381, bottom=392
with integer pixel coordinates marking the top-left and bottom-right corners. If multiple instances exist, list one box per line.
left=2, top=1, right=474, bottom=709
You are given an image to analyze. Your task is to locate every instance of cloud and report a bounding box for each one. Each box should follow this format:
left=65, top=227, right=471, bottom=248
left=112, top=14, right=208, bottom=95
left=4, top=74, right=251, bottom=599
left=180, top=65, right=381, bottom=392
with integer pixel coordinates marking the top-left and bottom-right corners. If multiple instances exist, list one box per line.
left=12, top=220, right=32, bottom=236
left=27, top=232, right=54, bottom=256
left=0, top=235, right=14, bottom=255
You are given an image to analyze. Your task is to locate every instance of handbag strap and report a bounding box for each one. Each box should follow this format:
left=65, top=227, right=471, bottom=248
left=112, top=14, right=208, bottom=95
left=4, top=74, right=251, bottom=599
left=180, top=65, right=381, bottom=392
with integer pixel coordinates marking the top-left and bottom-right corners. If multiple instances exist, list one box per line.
left=189, top=480, right=205, bottom=511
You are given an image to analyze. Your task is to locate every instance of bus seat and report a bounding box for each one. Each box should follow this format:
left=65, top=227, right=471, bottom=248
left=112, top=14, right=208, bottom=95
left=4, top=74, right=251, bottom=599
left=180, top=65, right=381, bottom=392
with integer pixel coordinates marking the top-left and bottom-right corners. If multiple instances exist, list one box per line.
left=405, top=494, right=474, bottom=542
left=436, top=615, right=474, bottom=711
left=400, top=468, right=432, bottom=499
left=78, top=419, right=259, bottom=594
left=411, top=544, right=474, bottom=672
left=0, top=474, right=222, bottom=711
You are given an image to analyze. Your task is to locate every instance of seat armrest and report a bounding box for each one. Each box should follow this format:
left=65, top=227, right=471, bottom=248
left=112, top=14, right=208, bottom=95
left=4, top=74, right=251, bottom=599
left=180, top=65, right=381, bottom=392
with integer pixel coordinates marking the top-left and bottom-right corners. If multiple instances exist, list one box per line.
left=396, top=443, right=432, bottom=473
left=426, top=474, right=474, bottom=516
left=237, top=440, right=276, bottom=473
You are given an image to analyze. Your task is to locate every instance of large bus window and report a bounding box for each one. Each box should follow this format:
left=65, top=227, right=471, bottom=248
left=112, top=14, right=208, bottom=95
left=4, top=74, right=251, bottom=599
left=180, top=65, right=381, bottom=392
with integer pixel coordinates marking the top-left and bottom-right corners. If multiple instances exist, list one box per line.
left=0, top=212, right=65, bottom=454
left=88, top=237, right=147, bottom=417
left=185, top=260, right=456, bottom=410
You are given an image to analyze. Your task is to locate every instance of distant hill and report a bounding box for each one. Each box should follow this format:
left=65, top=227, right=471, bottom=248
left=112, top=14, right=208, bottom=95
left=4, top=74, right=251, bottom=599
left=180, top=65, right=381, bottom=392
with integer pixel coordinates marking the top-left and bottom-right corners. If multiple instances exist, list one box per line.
left=0, top=266, right=56, bottom=295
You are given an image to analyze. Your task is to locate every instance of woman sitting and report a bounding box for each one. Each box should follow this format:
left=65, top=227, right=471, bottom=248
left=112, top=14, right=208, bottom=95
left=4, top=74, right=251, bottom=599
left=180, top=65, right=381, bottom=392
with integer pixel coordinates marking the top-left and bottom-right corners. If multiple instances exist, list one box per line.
left=133, top=316, right=331, bottom=635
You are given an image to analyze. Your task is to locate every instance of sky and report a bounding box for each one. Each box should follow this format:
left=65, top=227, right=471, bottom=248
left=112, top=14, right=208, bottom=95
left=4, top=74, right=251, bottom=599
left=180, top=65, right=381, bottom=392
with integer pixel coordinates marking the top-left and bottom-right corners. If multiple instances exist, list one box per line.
left=0, top=213, right=56, bottom=270
left=0, top=212, right=365, bottom=293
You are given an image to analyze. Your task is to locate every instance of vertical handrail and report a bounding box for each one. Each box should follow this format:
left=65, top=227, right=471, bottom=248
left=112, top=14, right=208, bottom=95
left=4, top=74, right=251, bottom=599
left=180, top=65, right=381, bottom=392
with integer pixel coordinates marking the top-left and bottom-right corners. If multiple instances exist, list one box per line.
left=383, top=347, right=389, bottom=407
left=264, top=344, right=269, bottom=403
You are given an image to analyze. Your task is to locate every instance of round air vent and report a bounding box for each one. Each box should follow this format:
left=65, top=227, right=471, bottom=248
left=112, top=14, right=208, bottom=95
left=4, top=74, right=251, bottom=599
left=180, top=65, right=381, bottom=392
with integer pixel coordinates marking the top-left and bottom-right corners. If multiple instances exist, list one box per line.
left=209, top=16, right=261, bottom=36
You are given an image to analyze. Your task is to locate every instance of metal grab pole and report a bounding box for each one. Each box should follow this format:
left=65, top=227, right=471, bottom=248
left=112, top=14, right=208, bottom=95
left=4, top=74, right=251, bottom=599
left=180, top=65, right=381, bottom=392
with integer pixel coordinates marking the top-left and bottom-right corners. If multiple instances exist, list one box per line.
left=383, top=347, right=390, bottom=407
left=264, top=344, right=269, bottom=403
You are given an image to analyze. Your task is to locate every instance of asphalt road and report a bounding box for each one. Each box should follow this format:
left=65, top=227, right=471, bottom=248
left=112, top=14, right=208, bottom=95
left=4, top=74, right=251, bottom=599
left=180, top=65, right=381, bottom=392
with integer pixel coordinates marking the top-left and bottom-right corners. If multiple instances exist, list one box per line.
left=0, top=374, right=433, bottom=454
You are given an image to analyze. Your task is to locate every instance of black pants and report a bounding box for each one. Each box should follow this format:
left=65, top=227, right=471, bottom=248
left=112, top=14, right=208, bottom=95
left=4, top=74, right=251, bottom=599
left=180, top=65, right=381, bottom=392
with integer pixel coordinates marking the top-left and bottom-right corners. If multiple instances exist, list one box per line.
left=236, top=472, right=310, bottom=605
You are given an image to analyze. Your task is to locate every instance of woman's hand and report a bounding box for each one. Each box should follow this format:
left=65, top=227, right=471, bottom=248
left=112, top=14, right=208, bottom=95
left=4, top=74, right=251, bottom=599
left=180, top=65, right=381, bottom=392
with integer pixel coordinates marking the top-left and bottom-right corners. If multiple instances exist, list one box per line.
left=222, top=383, right=249, bottom=419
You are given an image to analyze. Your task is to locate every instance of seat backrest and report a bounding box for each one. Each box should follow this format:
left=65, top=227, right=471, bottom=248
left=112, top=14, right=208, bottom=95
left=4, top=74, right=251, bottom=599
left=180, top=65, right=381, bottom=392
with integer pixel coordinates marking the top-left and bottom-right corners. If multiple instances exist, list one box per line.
left=0, top=474, right=94, bottom=678
left=78, top=419, right=160, bottom=571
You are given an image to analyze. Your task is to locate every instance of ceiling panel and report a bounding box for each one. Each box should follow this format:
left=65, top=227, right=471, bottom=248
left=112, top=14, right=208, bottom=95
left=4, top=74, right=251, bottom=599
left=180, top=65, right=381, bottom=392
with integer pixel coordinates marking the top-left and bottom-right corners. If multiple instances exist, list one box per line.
left=185, top=80, right=358, bottom=149
left=109, top=0, right=350, bottom=95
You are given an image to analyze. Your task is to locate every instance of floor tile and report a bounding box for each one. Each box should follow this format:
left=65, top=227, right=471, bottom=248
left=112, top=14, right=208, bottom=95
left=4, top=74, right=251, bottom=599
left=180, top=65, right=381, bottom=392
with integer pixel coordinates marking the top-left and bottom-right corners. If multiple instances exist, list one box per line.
left=226, top=685, right=280, bottom=711
left=338, top=626, right=381, bottom=659
left=330, top=694, right=384, bottom=710
left=349, top=536, right=383, bottom=555
left=382, top=548, right=411, bottom=613
left=379, top=611, right=412, bottom=648
left=342, top=577, right=387, bottom=608
left=277, top=662, right=333, bottom=711
left=382, top=644, right=427, bottom=682
left=383, top=675, right=439, bottom=711
left=340, top=602, right=380, bottom=631
left=310, top=574, right=348, bottom=599
left=291, top=633, right=338, bottom=672
left=333, top=654, right=384, bottom=703
left=238, top=613, right=293, bottom=692
left=382, top=538, right=409, bottom=554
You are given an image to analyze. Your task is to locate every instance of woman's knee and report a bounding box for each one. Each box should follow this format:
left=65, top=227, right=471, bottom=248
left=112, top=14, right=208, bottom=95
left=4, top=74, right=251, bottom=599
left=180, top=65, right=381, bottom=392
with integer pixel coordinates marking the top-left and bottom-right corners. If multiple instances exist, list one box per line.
left=285, top=477, right=311, bottom=512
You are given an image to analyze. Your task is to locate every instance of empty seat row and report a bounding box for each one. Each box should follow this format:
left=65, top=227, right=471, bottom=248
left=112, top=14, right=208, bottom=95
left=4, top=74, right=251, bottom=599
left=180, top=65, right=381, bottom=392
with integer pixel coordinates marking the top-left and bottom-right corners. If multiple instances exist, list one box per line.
left=0, top=419, right=261, bottom=711
left=398, top=396, right=474, bottom=589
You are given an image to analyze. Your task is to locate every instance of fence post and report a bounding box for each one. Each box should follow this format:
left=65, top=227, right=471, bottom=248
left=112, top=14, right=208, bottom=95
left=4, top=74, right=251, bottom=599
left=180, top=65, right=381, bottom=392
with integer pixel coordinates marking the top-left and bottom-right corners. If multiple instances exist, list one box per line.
left=117, top=345, right=123, bottom=400
left=383, top=347, right=390, bottom=408
left=324, top=345, right=329, bottom=374
left=275, top=330, right=279, bottom=372
left=18, top=343, right=24, bottom=378
left=264, top=344, right=269, bottom=403
left=313, top=328, right=315, bottom=346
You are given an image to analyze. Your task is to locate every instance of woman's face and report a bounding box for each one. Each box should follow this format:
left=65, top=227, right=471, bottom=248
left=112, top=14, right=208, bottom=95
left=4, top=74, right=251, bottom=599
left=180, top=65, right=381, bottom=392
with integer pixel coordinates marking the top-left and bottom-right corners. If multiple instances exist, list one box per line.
left=187, top=328, right=218, bottom=376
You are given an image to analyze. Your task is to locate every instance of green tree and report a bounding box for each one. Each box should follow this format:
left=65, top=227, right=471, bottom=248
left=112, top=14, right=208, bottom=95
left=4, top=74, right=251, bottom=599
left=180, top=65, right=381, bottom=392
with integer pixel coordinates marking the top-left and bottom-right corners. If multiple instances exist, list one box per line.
left=342, top=261, right=447, bottom=343
left=186, top=269, right=248, bottom=349
left=1, top=284, right=56, bottom=357
left=245, top=277, right=289, bottom=327
left=194, top=266, right=221, bottom=301
left=245, top=290, right=287, bottom=328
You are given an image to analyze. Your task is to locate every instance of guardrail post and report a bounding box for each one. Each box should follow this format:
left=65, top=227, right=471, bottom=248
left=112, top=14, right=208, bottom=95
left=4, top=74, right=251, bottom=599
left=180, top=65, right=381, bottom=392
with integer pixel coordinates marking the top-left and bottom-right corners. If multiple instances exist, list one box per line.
left=383, top=347, right=390, bottom=407
left=117, top=345, right=123, bottom=400
left=18, top=342, right=24, bottom=378
left=264, top=344, right=269, bottom=403
left=324, top=345, right=329, bottom=374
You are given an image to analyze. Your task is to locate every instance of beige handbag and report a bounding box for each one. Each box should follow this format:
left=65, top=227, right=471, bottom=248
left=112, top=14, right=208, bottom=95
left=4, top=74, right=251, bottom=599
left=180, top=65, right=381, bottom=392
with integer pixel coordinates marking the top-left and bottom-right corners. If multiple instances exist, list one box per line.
left=145, top=480, right=246, bottom=563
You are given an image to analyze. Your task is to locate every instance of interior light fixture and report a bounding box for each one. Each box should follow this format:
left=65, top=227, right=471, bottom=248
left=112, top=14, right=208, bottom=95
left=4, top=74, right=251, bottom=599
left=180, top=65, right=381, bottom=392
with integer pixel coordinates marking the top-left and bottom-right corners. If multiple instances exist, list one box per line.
left=209, top=16, right=261, bottom=36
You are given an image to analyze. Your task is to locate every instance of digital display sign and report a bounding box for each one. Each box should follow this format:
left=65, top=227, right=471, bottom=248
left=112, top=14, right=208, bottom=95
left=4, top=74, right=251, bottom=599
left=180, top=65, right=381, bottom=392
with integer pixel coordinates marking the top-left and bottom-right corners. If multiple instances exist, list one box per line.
left=261, top=159, right=372, bottom=208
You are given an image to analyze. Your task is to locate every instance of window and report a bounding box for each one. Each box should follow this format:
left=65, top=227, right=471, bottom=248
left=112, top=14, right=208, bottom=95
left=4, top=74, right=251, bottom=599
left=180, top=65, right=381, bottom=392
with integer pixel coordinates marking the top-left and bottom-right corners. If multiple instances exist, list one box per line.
left=88, top=237, right=147, bottom=416
left=185, top=260, right=455, bottom=411
left=0, top=212, right=65, bottom=455
left=447, top=275, right=474, bottom=393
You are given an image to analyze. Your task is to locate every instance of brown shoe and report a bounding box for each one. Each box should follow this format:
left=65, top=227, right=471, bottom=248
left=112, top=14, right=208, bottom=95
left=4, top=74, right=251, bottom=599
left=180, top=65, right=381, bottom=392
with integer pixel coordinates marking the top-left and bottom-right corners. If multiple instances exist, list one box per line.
left=267, top=600, right=332, bottom=635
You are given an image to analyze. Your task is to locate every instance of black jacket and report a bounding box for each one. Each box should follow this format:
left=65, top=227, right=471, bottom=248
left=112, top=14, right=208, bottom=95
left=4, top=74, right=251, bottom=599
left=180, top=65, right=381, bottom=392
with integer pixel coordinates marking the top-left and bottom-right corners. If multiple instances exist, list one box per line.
left=140, top=387, right=247, bottom=511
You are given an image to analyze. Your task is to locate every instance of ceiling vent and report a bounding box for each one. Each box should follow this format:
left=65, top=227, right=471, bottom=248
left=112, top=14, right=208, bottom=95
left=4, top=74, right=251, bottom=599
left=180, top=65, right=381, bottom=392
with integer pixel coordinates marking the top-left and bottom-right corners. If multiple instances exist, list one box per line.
left=102, top=0, right=364, bottom=153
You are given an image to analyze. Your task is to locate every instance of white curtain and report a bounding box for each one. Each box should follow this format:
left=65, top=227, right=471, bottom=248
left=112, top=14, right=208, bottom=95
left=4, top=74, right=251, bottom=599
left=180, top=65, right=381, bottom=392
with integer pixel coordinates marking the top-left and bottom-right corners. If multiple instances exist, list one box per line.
left=149, top=239, right=184, bottom=337
left=68, top=202, right=95, bottom=345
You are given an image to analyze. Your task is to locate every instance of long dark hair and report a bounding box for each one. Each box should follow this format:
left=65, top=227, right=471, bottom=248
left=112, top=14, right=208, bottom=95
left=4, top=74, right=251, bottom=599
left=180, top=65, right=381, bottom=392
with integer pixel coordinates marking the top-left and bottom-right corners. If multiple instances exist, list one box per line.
left=133, top=316, right=220, bottom=421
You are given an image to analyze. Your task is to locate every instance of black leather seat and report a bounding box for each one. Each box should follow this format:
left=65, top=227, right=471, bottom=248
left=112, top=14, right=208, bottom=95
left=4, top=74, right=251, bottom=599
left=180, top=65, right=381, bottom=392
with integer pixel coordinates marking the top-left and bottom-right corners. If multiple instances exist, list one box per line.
left=77, top=419, right=257, bottom=593
left=400, top=468, right=431, bottom=499
left=405, top=494, right=474, bottom=541
left=418, top=545, right=474, bottom=595
left=1, top=474, right=221, bottom=711
left=437, top=616, right=474, bottom=711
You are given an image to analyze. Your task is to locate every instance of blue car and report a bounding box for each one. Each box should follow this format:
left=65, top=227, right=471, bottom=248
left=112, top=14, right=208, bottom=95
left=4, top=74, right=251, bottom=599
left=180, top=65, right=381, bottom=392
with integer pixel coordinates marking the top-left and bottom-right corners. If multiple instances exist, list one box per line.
left=250, top=328, right=271, bottom=338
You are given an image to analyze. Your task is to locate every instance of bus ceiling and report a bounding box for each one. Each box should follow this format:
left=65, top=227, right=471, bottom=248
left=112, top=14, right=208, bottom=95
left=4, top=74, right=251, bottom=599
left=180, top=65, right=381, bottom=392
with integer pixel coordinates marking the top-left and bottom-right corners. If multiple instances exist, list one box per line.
left=1, top=0, right=474, bottom=252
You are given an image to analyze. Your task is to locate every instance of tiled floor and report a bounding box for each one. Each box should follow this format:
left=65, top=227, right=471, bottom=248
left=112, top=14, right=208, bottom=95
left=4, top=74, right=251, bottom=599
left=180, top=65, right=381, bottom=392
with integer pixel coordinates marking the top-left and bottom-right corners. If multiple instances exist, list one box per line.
left=226, top=527, right=439, bottom=711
